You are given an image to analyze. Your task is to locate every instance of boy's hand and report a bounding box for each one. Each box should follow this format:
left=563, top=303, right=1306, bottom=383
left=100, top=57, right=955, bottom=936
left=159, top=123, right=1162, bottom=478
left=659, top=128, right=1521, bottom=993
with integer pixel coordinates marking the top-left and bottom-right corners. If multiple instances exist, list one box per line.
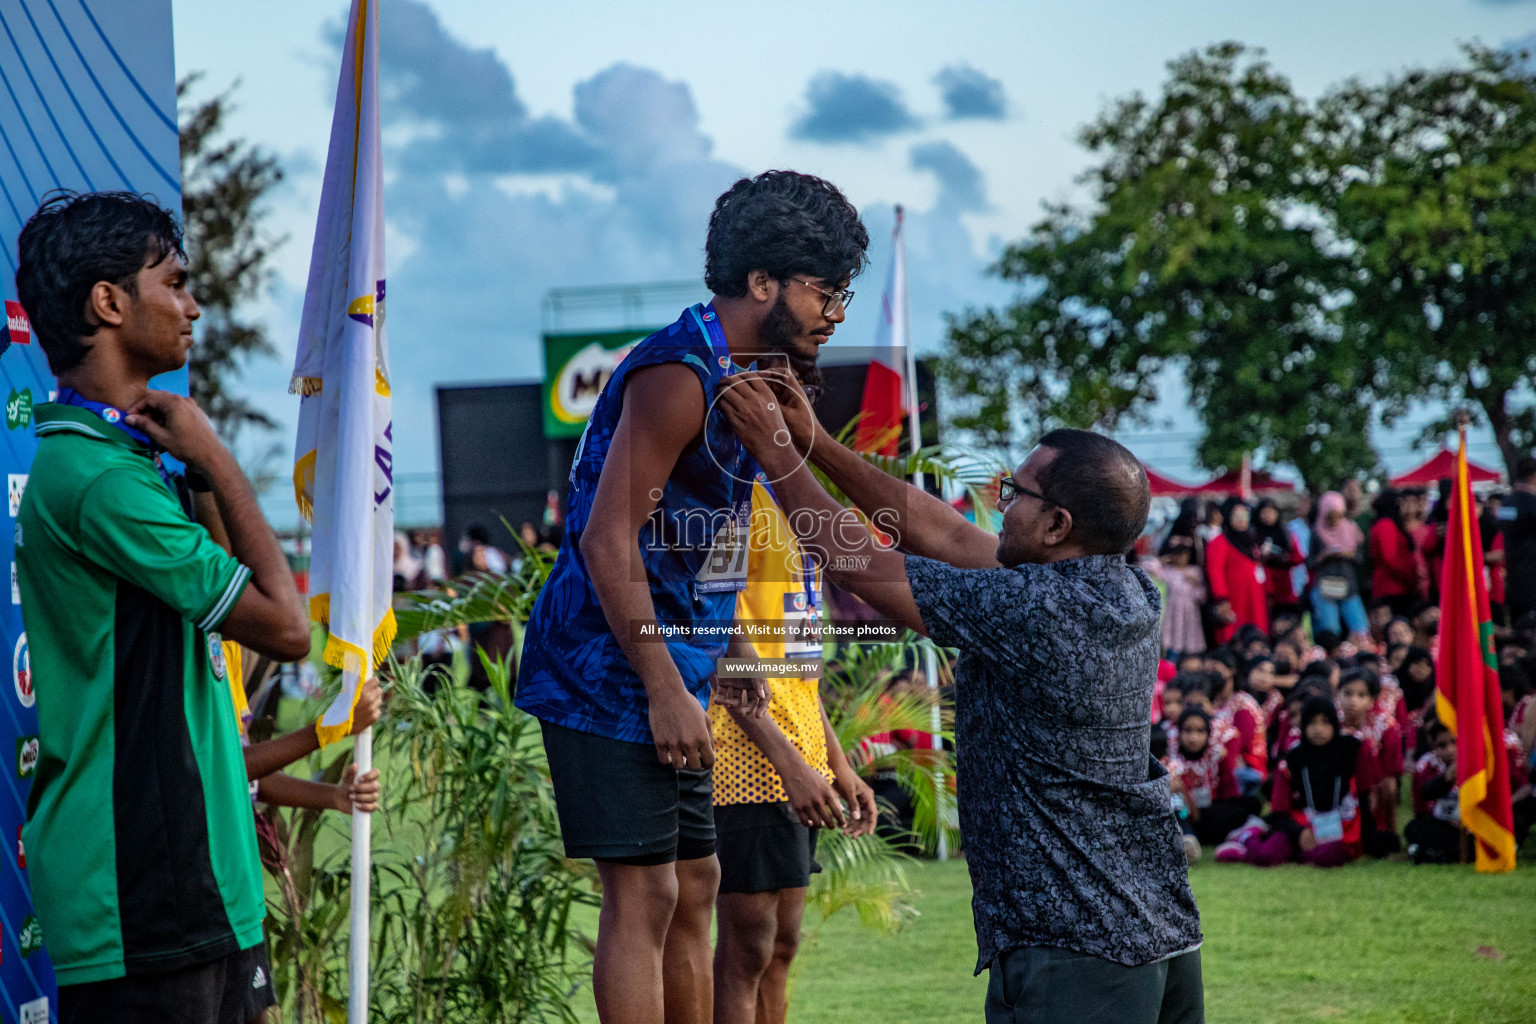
left=713, top=675, right=770, bottom=718
left=336, top=764, right=381, bottom=814
left=124, top=391, right=226, bottom=473
left=350, top=678, right=384, bottom=735
left=650, top=685, right=715, bottom=770
left=781, top=760, right=846, bottom=830
left=832, top=764, right=878, bottom=837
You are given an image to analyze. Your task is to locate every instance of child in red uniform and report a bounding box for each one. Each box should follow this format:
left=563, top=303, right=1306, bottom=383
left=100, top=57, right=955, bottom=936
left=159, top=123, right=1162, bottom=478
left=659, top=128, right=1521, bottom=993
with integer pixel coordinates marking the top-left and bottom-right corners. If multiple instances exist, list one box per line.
left=1405, top=722, right=1461, bottom=864
left=1336, top=668, right=1403, bottom=856
left=1166, top=709, right=1259, bottom=847
left=1210, top=657, right=1269, bottom=796
left=1218, top=698, right=1375, bottom=867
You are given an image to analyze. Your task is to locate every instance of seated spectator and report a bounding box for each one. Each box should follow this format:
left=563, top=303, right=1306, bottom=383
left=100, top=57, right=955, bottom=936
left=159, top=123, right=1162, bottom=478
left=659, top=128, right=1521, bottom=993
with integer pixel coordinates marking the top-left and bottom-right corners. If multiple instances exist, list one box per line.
left=1210, top=657, right=1269, bottom=794
left=1405, top=722, right=1462, bottom=865
left=1243, top=654, right=1286, bottom=724
left=1337, top=668, right=1403, bottom=857
left=1167, top=709, right=1260, bottom=849
left=1218, top=698, right=1375, bottom=868
left=1385, top=616, right=1416, bottom=649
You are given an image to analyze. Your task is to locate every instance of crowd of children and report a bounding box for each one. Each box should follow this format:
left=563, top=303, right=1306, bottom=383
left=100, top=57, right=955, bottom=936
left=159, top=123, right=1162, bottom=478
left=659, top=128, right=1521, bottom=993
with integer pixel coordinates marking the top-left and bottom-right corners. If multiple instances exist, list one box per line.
left=1151, top=613, right=1536, bottom=868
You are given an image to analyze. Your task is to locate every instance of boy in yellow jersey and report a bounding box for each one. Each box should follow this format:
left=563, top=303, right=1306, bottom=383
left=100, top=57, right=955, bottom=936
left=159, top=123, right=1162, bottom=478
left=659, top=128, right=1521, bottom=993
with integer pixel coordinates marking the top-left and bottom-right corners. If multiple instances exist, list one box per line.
left=710, top=478, right=876, bottom=1024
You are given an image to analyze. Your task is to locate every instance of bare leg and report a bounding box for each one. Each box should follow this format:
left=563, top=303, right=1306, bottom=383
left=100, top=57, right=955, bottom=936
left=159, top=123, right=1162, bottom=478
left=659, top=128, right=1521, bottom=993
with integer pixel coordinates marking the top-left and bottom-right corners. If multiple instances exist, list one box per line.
left=713, top=890, right=779, bottom=1024
left=755, top=887, right=808, bottom=1024
left=665, top=855, right=721, bottom=1024
left=594, top=860, right=680, bottom=1024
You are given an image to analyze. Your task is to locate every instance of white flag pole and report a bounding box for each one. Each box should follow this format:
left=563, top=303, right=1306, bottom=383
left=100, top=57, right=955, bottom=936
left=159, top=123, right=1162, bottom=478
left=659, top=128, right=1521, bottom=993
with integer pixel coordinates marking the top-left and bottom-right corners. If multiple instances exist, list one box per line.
left=349, top=714, right=372, bottom=1023
left=893, top=207, right=948, bottom=861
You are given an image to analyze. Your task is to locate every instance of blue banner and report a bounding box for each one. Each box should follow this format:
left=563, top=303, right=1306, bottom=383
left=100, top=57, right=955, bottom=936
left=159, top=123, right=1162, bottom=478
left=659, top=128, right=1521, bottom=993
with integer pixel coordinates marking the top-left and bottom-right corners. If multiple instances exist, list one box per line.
left=0, top=1, right=180, bottom=1019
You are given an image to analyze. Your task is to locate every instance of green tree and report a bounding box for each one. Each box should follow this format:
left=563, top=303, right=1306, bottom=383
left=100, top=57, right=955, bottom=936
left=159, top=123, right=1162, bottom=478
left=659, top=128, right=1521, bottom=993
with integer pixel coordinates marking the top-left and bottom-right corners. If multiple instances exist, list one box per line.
left=178, top=74, right=284, bottom=443
left=1320, top=43, right=1536, bottom=475
left=940, top=44, right=1377, bottom=489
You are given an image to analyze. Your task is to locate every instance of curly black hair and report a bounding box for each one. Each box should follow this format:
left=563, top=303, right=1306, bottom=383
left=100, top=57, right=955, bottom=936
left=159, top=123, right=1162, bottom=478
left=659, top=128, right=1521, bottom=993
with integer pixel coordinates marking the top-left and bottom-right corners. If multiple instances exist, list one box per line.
left=15, top=190, right=185, bottom=374
left=704, top=170, right=869, bottom=296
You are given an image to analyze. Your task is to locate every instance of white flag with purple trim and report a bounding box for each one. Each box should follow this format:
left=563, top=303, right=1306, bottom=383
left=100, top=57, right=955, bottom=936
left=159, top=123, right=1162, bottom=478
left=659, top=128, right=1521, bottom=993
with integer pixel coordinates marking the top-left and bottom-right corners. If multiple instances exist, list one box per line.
left=290, top=0, right=393, bottom=746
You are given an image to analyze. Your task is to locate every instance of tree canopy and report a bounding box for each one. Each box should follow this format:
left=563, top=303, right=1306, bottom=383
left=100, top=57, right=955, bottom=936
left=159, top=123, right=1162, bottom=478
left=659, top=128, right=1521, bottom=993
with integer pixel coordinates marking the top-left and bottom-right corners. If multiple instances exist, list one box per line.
left=179, top=75, right=285, bottom=444
left=941, top=42, right=1536, bottom=488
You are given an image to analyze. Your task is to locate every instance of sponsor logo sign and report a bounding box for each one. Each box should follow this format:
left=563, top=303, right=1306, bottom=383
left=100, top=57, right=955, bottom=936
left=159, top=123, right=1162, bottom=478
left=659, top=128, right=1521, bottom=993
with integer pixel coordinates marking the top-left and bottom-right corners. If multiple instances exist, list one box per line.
left=13, top=632, right=30, bottom=709
left=15, top=735, right=36, bottom=778
left=10, top=562, right=17, bottom=605
left=5, top=301, right=30, bottom=347
left=541, top=330, right=645, bottom=438
left=18, top=997, right=46, bottom=1024
left=5, top=388, right=31, bottom=430
left=16, top=825, right=24, bottom=869
left=7, top=474, right=26, bottom=517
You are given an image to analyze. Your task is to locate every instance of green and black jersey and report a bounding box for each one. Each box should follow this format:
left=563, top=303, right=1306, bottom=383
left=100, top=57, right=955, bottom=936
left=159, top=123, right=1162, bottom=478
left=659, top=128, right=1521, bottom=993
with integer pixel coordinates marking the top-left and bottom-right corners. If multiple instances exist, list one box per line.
left=16, top=403, right=262, bottom=986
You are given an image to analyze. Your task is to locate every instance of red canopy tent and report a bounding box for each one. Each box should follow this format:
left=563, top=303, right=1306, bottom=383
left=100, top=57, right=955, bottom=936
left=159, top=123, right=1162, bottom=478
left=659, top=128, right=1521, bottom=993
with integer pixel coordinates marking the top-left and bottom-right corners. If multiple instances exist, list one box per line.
left=1142, top=464, right=1202, bottom=497
left=1390, top=448, right=1502, bottom=488
left=1194, top=469, right=1295, bottom=497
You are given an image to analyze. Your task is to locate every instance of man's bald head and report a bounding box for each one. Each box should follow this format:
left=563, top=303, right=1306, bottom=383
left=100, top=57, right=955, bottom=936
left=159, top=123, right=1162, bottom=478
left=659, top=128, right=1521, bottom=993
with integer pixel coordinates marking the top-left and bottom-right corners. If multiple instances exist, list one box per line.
left=1034, top=429, right=1150, bottom=554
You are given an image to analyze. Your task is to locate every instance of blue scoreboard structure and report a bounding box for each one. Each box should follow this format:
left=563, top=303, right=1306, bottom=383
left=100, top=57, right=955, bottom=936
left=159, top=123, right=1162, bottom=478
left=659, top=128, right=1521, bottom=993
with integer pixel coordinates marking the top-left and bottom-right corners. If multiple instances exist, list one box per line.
left=0, top=2, right=180, bottom=1019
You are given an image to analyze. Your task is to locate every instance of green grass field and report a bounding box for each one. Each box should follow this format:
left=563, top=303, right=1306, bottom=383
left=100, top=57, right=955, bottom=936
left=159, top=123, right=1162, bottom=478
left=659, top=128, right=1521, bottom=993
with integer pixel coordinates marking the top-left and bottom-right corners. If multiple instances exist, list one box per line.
left=569, top=855, right=1536, bottom=1023
left=279, top=685, right=1535, bottom=1022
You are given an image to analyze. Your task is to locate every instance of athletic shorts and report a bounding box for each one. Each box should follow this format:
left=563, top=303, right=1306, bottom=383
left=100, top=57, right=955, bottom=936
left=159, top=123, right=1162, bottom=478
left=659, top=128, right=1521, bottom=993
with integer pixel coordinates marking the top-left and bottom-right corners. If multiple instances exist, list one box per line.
left=59, top=942, right=276, bottom=1024
left=716, top=801, right=821, bottom=894
left=540, top=719, right=716, bottom=865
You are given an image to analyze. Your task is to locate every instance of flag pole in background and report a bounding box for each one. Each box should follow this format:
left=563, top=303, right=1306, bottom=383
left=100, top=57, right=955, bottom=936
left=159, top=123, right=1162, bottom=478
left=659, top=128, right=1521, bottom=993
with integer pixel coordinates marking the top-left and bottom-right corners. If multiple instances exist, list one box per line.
left=291, top=0, right=393, bottom=1018
left=1434, top=412, right=1515, bottom=873
left=879, top=207, right=949, bottom=860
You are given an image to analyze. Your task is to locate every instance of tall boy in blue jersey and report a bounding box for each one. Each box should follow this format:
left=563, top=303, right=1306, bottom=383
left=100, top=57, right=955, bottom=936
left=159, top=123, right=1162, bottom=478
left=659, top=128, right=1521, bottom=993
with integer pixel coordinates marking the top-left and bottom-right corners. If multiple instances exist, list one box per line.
left=517, top=171, right=868, bottom=1024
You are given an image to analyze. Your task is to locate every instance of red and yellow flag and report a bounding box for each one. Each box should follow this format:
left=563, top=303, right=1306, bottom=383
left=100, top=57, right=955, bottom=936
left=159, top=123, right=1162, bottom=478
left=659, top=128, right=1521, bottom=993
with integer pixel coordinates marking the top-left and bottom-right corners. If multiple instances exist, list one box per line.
left=1434, top=427, right=1516, bottom=872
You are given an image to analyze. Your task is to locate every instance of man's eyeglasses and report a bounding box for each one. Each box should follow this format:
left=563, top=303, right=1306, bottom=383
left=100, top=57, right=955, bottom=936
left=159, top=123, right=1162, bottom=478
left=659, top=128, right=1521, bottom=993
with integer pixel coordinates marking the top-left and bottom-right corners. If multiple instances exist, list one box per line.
left=997, top=475, right=1059, bottom=511
left=787, top=277, right=854, bottom=317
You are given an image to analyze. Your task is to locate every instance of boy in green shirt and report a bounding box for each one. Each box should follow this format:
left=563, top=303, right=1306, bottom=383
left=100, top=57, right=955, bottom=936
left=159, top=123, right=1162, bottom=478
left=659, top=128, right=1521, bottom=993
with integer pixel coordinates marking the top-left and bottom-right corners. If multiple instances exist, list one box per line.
left=14, top=191, right=312, bottom=1023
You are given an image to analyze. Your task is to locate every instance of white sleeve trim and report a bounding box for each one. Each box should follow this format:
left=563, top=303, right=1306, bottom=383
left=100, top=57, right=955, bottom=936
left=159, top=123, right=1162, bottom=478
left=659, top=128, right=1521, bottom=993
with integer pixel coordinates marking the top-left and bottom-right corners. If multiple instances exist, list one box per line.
left=199, top=564, right=252, bottom=632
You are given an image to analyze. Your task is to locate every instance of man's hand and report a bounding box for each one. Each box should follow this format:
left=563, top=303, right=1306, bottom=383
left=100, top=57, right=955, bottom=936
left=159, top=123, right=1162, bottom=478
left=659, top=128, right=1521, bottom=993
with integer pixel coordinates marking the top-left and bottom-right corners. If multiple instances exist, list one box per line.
left=716, top=373, right=797, bottom=472
left=650, top=686, right=715, bottom=770
left=1214, top=600, right=1236, bottom=625
left=349, top=678, right=384, bottom=735
left=123, top=391, right=227, bottom=473
left=752, top=368, right=818, bottom=453
left=781, top=760, right=846, bottom=830
left=832, top=764, right=878, bottom=837
left=335, top=764, right=381, bottom=814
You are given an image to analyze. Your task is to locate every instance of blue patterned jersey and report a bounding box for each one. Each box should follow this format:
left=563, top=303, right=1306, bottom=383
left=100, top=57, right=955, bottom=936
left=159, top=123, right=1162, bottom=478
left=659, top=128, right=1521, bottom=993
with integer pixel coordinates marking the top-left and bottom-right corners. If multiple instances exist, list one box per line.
left=516, top=304, right=758, bottom=743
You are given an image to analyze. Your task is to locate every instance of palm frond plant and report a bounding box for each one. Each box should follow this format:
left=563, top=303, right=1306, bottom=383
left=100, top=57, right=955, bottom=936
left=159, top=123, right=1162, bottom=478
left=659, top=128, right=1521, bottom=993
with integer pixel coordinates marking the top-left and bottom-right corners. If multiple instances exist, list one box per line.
left=260, top=653, right=598, bottom=1024
left=819, top=413, right=1008, bottom=533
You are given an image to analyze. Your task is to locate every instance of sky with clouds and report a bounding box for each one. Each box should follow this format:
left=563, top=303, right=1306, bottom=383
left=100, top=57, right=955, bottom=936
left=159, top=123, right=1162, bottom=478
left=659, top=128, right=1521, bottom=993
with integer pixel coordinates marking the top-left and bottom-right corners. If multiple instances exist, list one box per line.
left=169, top=0, right=1536, bottom=526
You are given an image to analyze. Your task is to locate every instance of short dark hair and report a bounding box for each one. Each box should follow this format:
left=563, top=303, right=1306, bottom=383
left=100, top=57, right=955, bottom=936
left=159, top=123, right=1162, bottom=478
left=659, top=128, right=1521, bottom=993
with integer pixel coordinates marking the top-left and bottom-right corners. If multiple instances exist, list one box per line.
left=15, top=191, right=185, bottom=374
left=1034, top=429, right=1150, bottom=554
left=1516, top=455, right=1536, bottom=484
left=704, top=171, right=869, bottom=297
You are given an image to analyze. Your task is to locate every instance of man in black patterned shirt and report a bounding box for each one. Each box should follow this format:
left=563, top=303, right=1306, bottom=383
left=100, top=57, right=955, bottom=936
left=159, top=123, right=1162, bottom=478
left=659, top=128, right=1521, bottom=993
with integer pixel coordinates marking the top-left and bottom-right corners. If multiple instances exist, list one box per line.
left=717, top=373, right=1204, bottom=1024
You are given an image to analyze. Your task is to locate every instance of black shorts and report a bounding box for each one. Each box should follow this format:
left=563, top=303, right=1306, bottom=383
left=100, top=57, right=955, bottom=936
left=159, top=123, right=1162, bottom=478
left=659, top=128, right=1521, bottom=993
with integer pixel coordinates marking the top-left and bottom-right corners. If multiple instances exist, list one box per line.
left=540, top=719, right=716, bottom=865
left=59, top=942, right=276, bottom=1024
left=716, top=801, right=821, bottom=894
